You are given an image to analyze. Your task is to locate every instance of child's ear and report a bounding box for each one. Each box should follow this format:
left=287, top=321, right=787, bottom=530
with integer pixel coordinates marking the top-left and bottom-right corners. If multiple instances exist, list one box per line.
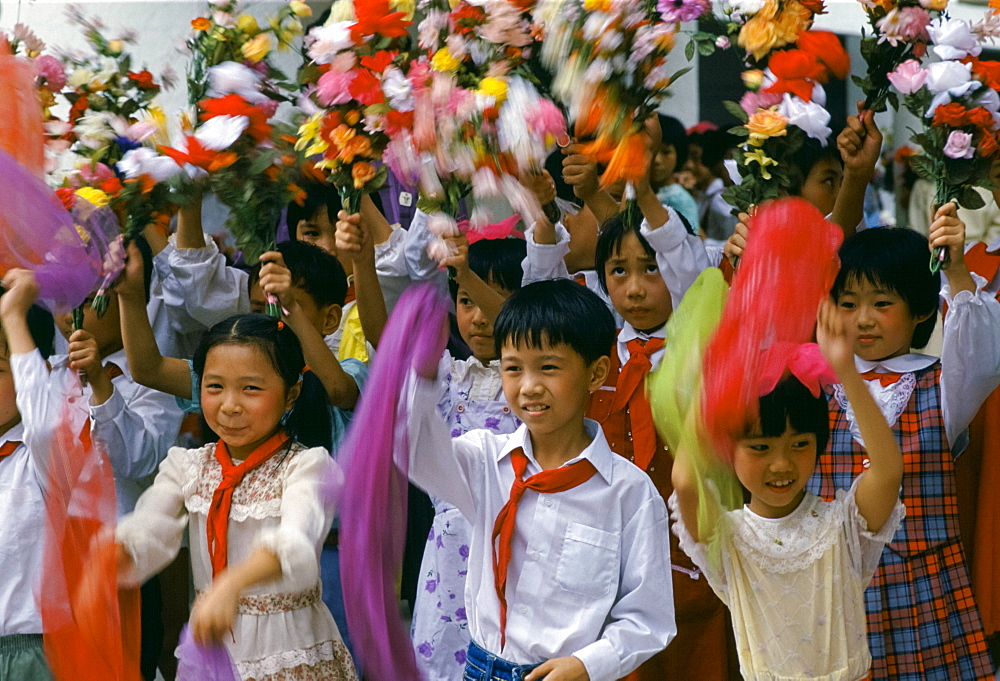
left=320, top=304, right=342, bottom=337
left=285, top=380, right=302, bottom=411
left=914, top=309, right=935, bottom=324
left=588, top=355, right=610, bottom=392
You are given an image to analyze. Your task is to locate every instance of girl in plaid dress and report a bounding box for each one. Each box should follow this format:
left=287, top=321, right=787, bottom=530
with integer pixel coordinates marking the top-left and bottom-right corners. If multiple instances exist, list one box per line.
left=810, top=208, right=1000, bottom=680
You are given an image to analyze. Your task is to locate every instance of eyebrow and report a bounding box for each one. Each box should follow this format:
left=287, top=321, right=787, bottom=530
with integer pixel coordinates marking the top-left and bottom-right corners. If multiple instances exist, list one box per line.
left=202, top=374, right=267, bottom=382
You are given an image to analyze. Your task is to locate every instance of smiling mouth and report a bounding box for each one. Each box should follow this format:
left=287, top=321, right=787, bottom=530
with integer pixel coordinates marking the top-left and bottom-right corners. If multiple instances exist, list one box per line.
left=766, top=479, right=796, bottom=492
left=521, top=405, right=549, bottom=414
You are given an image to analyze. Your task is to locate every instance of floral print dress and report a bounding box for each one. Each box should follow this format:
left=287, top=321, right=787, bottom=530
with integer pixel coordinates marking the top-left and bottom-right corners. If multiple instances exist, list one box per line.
left=411, top=353, right=520, bottom=681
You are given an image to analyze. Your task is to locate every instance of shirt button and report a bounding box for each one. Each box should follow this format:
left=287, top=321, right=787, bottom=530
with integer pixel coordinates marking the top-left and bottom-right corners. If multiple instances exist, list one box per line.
left=68, top=397, right=75, bottom=404
left=518, top=605, right=528, bottom=615
left=862, top=459, right=871, bottom=469
left=544, top=498, right=553, bottom=508
left=532, top=551, right=541, bottom=561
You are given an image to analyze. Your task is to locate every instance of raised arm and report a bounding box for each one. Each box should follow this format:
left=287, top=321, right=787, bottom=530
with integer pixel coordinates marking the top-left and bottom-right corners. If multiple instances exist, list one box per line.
left=117, top=243, right=193, bottom=399
left=336, top=209, right=389, bottom=347
left=175, top=191, right=205, bottom=250
left=817, top=299, right=903, bottom=532
left=440, top=233, right=506, bottom=324
left=831, top=106, right=882, bottom=238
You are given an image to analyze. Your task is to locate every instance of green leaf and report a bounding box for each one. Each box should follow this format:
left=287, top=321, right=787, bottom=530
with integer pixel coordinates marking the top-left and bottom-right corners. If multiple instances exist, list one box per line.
left=669, top=66, right=693, bottom=83
left=728, top=125, right=749, bottom=136
left=944, top=157, right=974, bottom=185
left=697, top=41, right=716, bottom=57
left=958, top=185, right=986, bottom=210
left=723, top=100, right=749, bottom=123
left=909, top=155, right=936, bottom=181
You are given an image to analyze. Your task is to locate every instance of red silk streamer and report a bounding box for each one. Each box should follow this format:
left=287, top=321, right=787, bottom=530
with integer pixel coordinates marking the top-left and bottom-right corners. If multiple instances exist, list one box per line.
left=700, top=197, right=843, bottom=463
left=40, top=403, right=141, bottom=681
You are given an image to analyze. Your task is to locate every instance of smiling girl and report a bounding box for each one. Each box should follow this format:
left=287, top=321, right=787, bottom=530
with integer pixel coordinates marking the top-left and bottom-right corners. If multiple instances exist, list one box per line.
left=115, top=314, right=358, bottom=680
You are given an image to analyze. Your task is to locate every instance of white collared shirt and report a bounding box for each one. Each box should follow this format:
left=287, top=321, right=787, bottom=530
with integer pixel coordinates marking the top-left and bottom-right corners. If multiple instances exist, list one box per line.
left=15, top=348, right=183, bottom=517
left=843, top=272, right=1000, bottom=451
left=406, top=375, right=676, bottom=681
left=616, top=323, right=667, bottom=369
left=0, top=421, right=46, bottom=635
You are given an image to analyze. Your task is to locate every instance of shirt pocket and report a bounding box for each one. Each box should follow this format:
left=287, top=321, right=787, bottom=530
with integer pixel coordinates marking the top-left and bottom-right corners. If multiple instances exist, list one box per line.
left=555, top=522, right=619, bottom=599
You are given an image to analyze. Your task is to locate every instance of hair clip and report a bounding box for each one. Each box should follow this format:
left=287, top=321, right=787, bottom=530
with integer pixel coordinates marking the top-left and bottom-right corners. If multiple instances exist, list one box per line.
left=302, top=364, right=311, bottom=374
left=276, top=320, right=285, bottom=330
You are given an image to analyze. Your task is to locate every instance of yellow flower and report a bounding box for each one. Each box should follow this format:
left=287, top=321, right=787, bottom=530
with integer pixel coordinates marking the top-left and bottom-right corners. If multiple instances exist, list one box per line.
left=746, top=109, right=788, bottom=145
left=290, top=1, right=313, bottom=18
left=242, top=33, right=271, bottom=62
left=75, top=187, right=111, bottom=208
left=738, top=13, right=780, bottom=61
left=431, top=47, right=461, bottom=72
left=107, top=40, right=124, bottom=55
left=326, top=0, right=356, bottom=22
left=296, top=113, right=323, bottom=150
left=744, top=148, right=778, bottom=180
left=478, top=76, right=508, bottom=102
left=238, top=14, right=260, bottom=36
left=772, top=0, right=812, bottom=47
left=390, top=0, right=416, bottom=20
left=741, top=69, right=765, bottom=91
left=583, top=0, right=612, bottom=10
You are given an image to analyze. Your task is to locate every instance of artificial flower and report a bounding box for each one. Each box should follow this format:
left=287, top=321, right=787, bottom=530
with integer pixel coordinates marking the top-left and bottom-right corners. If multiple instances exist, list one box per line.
left=942, top=130, right=975, bottom=159
left=431, top=47, right=461, bottom=72
left=290, top=1, right=313, bottom=18
left=739, top=89, right=783, bottom=116
left=307, top=21, right=355, bottom=64
left=925, top=60, right=980, bottom=112
left=967, top=56, right=1000, bottom=90
left=657, top=0, right=709, bottom=23
left=979, top=131, right=999, bottom=157
left=746, top=108, right=789, bottom=143
left=316, top=69, right=356, bottom=106
left=766, top=49, right=827, bottom=101
left=929, top=17, right=981, bottom=61
left=744, top=148, right=778, bottom=179
left=348, top=69, right=386, bottom=106
left=742, top=69, right=765, bottom=90
left=207, top=61, right=265, bottom=102
left=116, top=147, right=183, bottom=182
left=919, top=0, right=947, bottom=10
left=194, top=114, right=250, bottom=150
left=796, top=31, right=850, bottom=80
left=238, top=14, right=260, bottom=36
left=738, top=13, right=781, bottom=61
left=75, top=187, right=111, bottom=208
left=191, top=17, right=212, bottom=31
left=200, top=94, right=271, bottom=142
left=477, top=76, right=508, bottom=102
left=382, top=67, right=415, bottom=112
left=36, top=55, right=67, bottom=91
left=779, top=93, right=832, bottom=141
left=242, top=33, right=271, bottom=62
left=887, top=59, right=929, bottom=94
left=127, top=70, right=158, bottom=89
left=351, top=0, right=411, bottom=41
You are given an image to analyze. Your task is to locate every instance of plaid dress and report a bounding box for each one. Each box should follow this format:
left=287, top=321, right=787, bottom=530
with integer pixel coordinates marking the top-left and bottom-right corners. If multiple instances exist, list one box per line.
left=808, top=363, right=993, bottom=680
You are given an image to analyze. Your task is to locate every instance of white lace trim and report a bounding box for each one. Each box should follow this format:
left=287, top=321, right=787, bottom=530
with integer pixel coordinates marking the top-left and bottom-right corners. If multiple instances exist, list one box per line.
left=184, top=494, right=283, bottom=521
left=833, top=372, right=916, bottom=447
left=731, top=494, right=842, bottom=575
left=237, top=639, right=341, bottom=678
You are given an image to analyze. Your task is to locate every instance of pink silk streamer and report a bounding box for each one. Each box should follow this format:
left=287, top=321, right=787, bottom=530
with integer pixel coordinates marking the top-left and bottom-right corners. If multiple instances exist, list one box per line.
left=176, top=625, right=240, bottom=681
left=756, top=342, right=838, bottom=399
left=335, top=283, right=450, bottom=681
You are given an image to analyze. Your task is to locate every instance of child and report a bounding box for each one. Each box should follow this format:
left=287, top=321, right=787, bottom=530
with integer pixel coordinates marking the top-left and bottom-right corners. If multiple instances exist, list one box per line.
left=670, top=301, right=906, bottom=680
left=651, top=114, right=700, bottom=235
left=115, top=314, right=358, bottom=680
left=0, top=270, right=57, bottom=680
left=685, top=128, right=738, bottom=247
left=409, top=236, right=526, bottom=681
left=810, top=212, right=1000, bottom=680
left=407, top=278, right=675, bottom=681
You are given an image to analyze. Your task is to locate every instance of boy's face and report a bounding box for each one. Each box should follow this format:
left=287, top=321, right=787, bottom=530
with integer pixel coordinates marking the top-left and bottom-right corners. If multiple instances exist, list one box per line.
left=604, top=232, right=672, bottom=333
left=248, top=281, right=340, bottom=336
left=0, top=335, right=20, bottom=435
left=650, top=144, right=677, bottom=187
left=54, top=295, right=123, bottom=357
left=835, top=276, right=930, bottom=362
left=799, top=158, right=843, bottom=217
left=455, top=282, right=512, bottom=364
left=733, top=422, right=817, bottom=519
left=296, top=209, right=338, bottom=257
left=500, top=339, right=607, bottom=441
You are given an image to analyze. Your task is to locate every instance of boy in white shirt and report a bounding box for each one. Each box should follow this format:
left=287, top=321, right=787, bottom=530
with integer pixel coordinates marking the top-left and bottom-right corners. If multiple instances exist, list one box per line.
left=407, top=278, right=676, bottom=681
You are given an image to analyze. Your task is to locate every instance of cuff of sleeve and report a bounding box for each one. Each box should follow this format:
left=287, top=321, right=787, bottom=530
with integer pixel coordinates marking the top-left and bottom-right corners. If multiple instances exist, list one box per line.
left=254, top=528, right=318, bottom=586
left=168, top=233, right=219, bottom=263
left=525, top=221, right=570, bottom=256
left=572, top=639, right=620, bottom=681
left=941, top=271, right=989, bottom=305
left=640, top=208, right=687, bottom=252
left=89, top=384, right=124, bottom=421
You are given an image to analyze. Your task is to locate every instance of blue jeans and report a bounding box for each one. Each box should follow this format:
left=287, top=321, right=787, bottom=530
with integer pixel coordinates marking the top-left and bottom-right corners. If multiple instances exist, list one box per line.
left=463, top=640, right=540, bottom=681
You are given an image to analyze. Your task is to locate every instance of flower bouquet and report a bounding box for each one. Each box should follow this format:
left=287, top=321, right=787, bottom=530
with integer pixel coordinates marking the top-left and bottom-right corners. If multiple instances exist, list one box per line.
left=889, top=17, right=1000, bottom=269
left=535, top=0, right=695, bottom=188
left=296, top=0, right=414, bottom=213
left=852, top=0, right=945, bottom=112
left=722, top=30, right=850, bottom=213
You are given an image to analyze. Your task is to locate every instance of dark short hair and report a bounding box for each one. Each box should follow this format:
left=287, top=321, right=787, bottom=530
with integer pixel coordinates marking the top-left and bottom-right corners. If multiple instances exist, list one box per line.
left=658, top=114, right=689, bottom=170
left=832, top=227, right=940, bottom=348
left=193, top=313, right=332, bottom=451
left=695, top=129, right=738, bottom=169
left=448, top=238, right=527, bottom=300
left=593, top=213, right=655, bottom=295
left=286, top=182, right=339, bottom=239
left=787, top=136, right=842, bottom=197
left=756, top=375, right=830, bottom=455
left=494, top=278, right=615, bottom=365
left=274, top=240, right=348, bottom=308
left=0, top=302, right=55, bottom=360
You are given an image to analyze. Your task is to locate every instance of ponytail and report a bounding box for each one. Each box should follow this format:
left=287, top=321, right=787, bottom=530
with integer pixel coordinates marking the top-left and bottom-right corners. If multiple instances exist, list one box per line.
left=286, top=368, right=332, bottom=452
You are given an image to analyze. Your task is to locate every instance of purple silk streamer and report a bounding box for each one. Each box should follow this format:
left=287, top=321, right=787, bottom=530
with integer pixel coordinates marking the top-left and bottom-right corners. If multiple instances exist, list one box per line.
left=335, top=283, right=450, bottom=681
left=175, top=625, right=239, bottom=681
left=0, top=148, right=106, bottom=313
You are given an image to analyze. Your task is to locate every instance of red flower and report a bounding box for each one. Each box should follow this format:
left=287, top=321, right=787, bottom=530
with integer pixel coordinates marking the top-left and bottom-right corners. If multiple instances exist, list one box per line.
left=796, top=31, right=849, bottom=80
left=127, top=70, right=159, bottom=90
left=348, top=69, right=385, bottom=106
left=979, top=132, right=999, bottom=157
left=765, top=49, right=825, bottom=101
left=159, top=138, right=239, bottom=172
left=350, top=0, right=410, bottom=41
left=966, top=56, right=1000, bottom=90
left=934, top=103, right=971, bottom=128
left=69, top=96, right=89, bottom=124
left=797, top=0, right=827, bottom=14
left=99, top=177, right=124, bottom=195
left=199, top=94, right=271, bottom=143
left=361, top=51, right=396, bottom=75
left=965, top=106, right=995, bottom=130
left=56, top=187, right=76, bottom=212
left=451, top=3, right=487, bottom=34
left=385, top=109, right=414, bottom=135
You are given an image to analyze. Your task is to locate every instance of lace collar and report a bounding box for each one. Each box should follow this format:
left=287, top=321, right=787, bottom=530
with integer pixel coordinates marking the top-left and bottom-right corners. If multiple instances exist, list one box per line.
left=730, top=492, right=840, bottom=574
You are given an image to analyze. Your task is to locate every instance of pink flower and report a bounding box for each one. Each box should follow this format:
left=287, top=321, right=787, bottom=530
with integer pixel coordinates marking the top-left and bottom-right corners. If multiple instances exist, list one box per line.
left=257, top=97, right=279, bottom=119
left=877, top=7, right=931, bottom=46
left=79, top=162, right=115, bottom=184
left=657, top=0, right=709, bottom=23
left=887, top=59, right=928, bottom=95
left=35, top=55, right=66, bottom=90
left=943, top=130, right=974, bottom=159
left=316, top=69, right=356, bottom=106
left=526, top=98, right=569, bottom=146
left=739, top=90, right=783, bottom=116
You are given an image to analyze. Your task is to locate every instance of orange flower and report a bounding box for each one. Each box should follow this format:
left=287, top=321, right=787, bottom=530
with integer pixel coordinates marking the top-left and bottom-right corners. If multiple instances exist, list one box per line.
left=796, top=31, right=849, bottom=80
left=967, top=56, right=1000, bottom=90
left=352, top=162, right=377, bottom=188
left=772, top=1, right=813, bottom=49
left=746, top=109, right=789, bottom=143
left=739, top=13, right=781, bottom=62
left=159, top=138, right=238, bottom=172
left=99, top=177, right=124, bottom=195
left=125, top=175, right=156, bottom=194
left=200, top=94, right=271, bottom=143
left=979, top=132, right=999, bottom=157
left=289, top=183, right=307, bottom=206
left=330, top=124, right=356, bottom=150
left=345, top=110, right=361, bottom=126
left=340, top=135, right=373, bottom=163
left=191, top=17, right=211, bottom=31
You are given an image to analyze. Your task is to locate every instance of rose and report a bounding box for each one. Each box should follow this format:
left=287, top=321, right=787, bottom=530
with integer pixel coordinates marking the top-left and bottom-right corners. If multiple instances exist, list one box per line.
left=968, top=57, right=1000, bottom=90
left=289, top=1, right=313, bottom=18
left=771, top=0, right=813, bottom=47
left=779, top=93, right=831, bottom=141
left=887, top=60, right=928, bottom=94
left=979, top=132, right=999, bottom=157
left=929, top=17, right=982, bottom=61
left=746, top=108, right=789, bottom=144
left=796, top=31, right=850, bottom=80
left=742, top=69, right=765, bottom=91
left=237, top=14, right=260, bottom=36
left=36, top=55, right=66, bottom=91
left=933, top=102, right=971, bottom=127
left=943, top=130, right=975, bottom=159
left=738, top=15, right=780, bottom=61
left=352, top=161, right=378, bottom=188
left=241, top=33, right=271, bottom=63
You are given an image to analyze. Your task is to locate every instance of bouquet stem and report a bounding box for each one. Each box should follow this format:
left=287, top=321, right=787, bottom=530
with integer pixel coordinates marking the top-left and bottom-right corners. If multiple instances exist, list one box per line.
left=931, top=184, right=953, bottom=274
left=340, top=186, right=363, bottom=215
left=72, top=304, right=88, bottom=387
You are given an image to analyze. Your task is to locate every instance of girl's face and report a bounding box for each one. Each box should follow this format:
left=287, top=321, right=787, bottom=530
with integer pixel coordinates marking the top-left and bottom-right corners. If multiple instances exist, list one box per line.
left=604, top=232, right=672, bottom=333
left=835, top=276, right=929, bottom=361
left=650, top=144, right=677, bottom=188
left=733, top=423, right=817, bottom=519
left=201, top=343, right=300, bottom=459
left=456, top=281, right=512, bottom=364
left=799, top=158, right=843, bottom=217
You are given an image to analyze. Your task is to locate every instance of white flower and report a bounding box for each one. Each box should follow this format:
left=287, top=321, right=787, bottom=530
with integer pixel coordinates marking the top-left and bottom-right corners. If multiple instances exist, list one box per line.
left=213, top=10, right=237, bottom=28
left=306, top=21, right=354, bottom=64
left=208, top=61, right=267, bottom=104
left=928, top=17, right=982, bottom=61
left=924, top=60, right=981, bottom=112
left=726, top=0, right=765, bottom=15
left=194, top=115, right=249, bottom=150
left=382, top=66, right=414, bottom=112
left=779, top=94, right=831, bottom=143
left=117, top=148, right=183, bottom=182
left=67, top=68, right=95, bottom=89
